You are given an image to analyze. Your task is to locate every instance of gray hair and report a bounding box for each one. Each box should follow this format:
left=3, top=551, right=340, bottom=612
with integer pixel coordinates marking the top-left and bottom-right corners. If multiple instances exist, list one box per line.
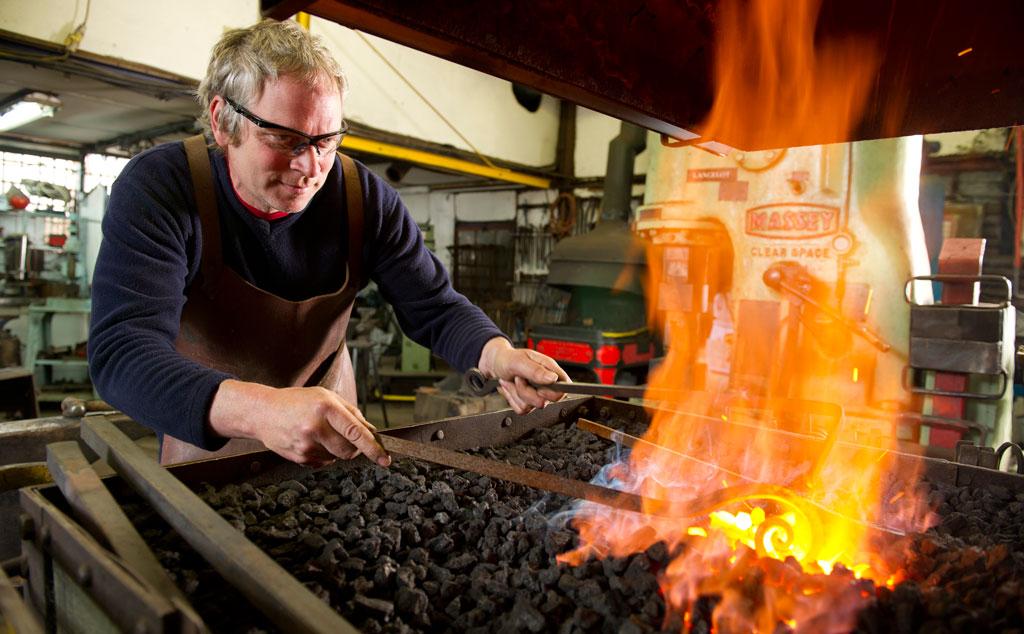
left=196, top=19, right=348, bottom=144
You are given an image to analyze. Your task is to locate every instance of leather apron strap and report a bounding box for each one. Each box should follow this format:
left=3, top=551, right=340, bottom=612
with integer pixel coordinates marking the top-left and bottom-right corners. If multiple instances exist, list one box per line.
left=318, top=152, right=365, bottom=389
left=183, top=135, right=224, bottom=295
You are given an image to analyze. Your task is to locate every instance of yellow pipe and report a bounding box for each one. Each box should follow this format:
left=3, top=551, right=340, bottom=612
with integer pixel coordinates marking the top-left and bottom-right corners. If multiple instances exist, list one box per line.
left=341, top=135, right=551, bottom=189
left=600, top=327, right=648, bottom=338
left=295, top=12, right=311, bottom=29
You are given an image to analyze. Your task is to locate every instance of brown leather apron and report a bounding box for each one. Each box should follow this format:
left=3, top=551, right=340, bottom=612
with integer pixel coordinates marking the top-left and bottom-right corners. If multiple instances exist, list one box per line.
left=160, top=135, right=364, bottom=464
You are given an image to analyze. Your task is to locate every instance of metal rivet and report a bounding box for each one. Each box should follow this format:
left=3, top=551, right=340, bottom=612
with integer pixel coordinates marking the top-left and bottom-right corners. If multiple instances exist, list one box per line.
left=579, top=406, right=589, bottom=417
left=19, top=515, right=34, bottom=541
left=501, top=417, right=512, bottom=428
left=599, top=407, right=611, bottom=420
left=76, top=564, right=91, bottom=587
left=559, top=409, right=567, bottom=420
left=432, top=430, right=445, bottom=441
left=39, top=525, right=51, bottom=547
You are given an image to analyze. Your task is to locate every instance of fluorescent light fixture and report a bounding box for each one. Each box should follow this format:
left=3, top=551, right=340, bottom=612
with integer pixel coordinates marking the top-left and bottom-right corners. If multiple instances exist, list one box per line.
left=0, top=91, right=62, bottom=132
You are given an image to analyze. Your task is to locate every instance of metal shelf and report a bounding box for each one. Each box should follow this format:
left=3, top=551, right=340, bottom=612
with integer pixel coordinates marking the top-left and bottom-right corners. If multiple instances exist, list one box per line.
left=34, top=359, right=88, bottom=367
left=24, top=298, right=95, bottom=400
left=0, top=209, right=75, bottom=219
left=37, top=389, right=93, bottom=403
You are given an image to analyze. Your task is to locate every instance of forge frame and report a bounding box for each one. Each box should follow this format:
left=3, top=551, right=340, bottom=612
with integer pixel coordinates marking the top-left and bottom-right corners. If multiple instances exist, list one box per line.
left=16, top=396, right=1024, bottom=631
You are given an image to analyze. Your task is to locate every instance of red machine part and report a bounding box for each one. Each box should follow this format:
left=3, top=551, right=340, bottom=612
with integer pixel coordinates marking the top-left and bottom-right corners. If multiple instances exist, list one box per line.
left=595, top=345, right=621, bottom=366
left=529, top=337, right=655, bottom=386
left=929, top=238, right=985, bottom=448
left=534, top=340, right=593, bottom=365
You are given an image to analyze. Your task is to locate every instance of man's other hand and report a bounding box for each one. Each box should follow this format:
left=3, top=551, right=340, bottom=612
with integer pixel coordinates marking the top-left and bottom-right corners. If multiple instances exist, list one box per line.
left=477, top=337, right=571, bottom=414
left=209, top=380, right=391, bottom=468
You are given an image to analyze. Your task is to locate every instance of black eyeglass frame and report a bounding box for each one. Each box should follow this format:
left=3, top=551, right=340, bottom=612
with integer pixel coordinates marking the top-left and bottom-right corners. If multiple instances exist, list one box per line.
left=225, top=97, right=349, bottom=156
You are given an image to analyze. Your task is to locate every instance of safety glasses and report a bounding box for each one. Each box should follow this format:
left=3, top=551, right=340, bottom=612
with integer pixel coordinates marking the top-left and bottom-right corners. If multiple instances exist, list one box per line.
left=226, top=97, right=348, bottom=157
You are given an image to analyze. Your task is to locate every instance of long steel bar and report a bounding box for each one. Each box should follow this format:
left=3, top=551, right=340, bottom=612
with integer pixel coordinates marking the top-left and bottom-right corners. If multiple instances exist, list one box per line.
left=576, top=418, right=906, bottom=537
left=463, top=368, right=671, bottom=399
left=576, top=417, right=758, bottom=485
left=46, top=441, right=208, bottom=633
left=379, top=434, right=652, bottom=514
left=80, top=419, right=359, bottom=634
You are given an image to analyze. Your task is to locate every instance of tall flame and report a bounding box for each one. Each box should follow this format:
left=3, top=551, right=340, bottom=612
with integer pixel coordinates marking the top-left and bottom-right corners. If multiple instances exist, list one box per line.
left=699, top=0, right=880, bottom=149
left=560, top=0, right=935, bottom=631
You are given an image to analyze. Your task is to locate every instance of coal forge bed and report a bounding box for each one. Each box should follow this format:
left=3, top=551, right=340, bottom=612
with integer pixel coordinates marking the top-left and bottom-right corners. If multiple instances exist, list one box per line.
left=21, top=397, right=1024, bottom=633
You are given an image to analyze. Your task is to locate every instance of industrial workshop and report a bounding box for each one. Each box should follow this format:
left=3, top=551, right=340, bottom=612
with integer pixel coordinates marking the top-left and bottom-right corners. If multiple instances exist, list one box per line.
left=2, top=0, right=1024, bottom=632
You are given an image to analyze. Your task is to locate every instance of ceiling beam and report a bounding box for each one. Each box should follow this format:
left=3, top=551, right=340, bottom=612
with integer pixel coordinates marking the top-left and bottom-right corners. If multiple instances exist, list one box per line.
left=83, top=119, right=200, bottom=156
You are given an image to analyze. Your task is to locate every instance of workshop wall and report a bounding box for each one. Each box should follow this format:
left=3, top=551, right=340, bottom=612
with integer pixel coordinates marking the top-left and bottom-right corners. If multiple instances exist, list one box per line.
left=574, top=108, right=651, bottom=179
left=0, top=0, right=257, bottom=81
left=399, top=190, right=518, bottom=271
left=0, top=0, right=560, bottom=168
left=310, top=18, right=560, bottom=167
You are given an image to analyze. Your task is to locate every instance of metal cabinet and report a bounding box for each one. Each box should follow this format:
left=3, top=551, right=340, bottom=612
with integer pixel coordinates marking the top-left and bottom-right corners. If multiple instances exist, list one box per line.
left=24, top=297, right=92, bottom=403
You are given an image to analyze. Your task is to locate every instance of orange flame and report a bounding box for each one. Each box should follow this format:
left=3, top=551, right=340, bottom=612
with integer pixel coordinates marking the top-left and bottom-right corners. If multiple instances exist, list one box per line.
left=559, top=0, right=936, bottom=631
left=698, top=0, right=880, bottom=150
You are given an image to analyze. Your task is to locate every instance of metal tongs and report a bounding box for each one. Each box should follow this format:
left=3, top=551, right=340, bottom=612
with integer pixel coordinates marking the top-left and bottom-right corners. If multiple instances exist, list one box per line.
left=463, top=367, right=665, bottom=399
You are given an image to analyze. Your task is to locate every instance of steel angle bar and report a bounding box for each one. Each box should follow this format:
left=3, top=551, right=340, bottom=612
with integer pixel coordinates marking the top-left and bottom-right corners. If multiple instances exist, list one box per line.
left=46, top=441, right=208, bottom=633
left=379, top=434, right=651, bottom=514
left=576, top=417, right=757, bottom=486
left=0, top=561, right=42, bottom=634
left=19, top=487, right=180, bottom=633
left=80, top=418, right=359, bottom=634
left=0, top=412, right=150, bottom=465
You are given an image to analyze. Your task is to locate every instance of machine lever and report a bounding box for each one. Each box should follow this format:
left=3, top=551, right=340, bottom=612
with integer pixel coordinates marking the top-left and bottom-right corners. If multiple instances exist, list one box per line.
left=763, top=268, right=892, bottom=352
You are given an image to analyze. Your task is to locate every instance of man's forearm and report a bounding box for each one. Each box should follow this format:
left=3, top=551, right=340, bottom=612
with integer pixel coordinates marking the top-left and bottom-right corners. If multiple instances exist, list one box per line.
left=207, top=379, right=269, bottom=441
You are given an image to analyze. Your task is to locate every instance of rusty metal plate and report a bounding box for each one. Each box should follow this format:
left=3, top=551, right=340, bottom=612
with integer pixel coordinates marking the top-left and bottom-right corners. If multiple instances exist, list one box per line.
left=264, top=0, right=1024, bottom=150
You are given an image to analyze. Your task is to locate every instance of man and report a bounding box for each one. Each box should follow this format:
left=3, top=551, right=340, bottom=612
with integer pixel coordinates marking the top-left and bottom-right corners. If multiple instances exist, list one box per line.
left=88, top=19, right=568, bottom=467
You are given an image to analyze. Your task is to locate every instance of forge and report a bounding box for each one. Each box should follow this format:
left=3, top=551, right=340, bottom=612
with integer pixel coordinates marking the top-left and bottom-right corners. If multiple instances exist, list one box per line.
left=15, top=397, right=1024, bottom=632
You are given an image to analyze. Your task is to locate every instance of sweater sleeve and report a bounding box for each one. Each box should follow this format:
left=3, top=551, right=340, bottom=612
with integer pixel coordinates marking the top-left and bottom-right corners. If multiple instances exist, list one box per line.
left=88, top=146, right=232, bottom=450
left=364, top=171, right=506, bottom=372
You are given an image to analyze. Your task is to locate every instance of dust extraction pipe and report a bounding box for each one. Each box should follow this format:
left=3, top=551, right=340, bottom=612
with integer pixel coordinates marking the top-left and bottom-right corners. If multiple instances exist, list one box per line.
left=601, top=122, right=647, bottom=222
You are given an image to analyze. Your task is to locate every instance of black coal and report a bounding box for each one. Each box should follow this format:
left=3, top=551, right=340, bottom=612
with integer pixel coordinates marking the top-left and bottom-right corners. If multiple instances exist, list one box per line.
left=125, top=416, right=1024, bottom=633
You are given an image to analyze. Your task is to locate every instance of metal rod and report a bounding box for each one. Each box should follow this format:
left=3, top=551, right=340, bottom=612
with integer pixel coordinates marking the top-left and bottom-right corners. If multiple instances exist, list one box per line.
left=463, top=367, right=676, bottom=399
left=80, top=419, right=360, bottom=634
left=576, top=418, right=759, bottom=485
left=575, top=419, right=905, bottom=537
left=379, top=434, right=652, bottom=514
left=46, top=441, right=208, bottom=632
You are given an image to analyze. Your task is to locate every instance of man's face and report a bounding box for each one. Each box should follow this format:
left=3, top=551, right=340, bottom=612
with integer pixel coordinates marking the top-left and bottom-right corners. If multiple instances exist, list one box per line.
left=216, top=75, right=343, bottom=214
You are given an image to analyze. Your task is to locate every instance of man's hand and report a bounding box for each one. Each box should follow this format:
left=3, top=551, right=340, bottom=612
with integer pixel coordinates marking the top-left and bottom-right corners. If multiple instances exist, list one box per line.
left=477, top=337, right=571, bottom=414
left=209, top=380, right=391, bottom=468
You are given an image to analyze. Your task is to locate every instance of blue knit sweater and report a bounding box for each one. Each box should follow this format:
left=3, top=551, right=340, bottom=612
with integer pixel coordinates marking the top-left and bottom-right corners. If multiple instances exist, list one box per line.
left=88, top=141, right=502, bottom=449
